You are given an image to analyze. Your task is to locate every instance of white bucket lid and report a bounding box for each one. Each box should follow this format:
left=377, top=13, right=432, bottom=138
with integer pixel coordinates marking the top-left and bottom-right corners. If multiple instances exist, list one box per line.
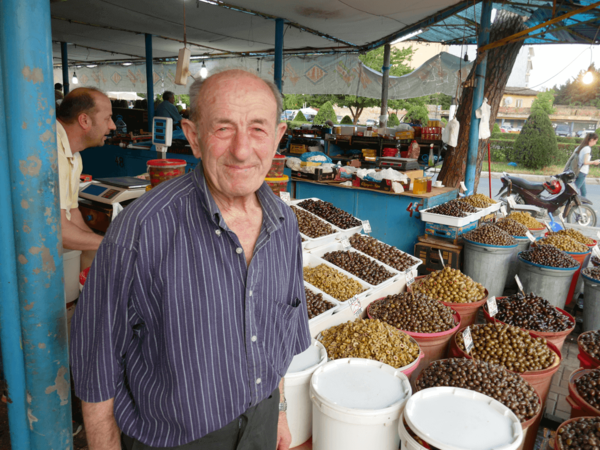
left=286, top=340, right=326, bottom=375
left=311, top=358, right=411, bottom=411
left=404, top=387, right=523, bottom=450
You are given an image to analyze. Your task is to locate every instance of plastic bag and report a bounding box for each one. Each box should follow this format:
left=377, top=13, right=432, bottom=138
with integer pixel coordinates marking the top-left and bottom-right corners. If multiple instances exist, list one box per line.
left=300, top=151, right=331, bottom=163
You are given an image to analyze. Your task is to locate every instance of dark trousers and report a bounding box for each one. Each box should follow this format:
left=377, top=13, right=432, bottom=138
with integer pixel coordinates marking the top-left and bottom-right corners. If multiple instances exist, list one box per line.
left=121, top=388, right=279, bottom=450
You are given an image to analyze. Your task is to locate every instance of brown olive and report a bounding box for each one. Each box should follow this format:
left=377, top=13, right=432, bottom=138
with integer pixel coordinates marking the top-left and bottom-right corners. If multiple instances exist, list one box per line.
left=556, top=417, right=600, bottom=450
left=348, top=233, right=419, bottom=272
left=321, top=250, right=394, bottom=286
left=520, top=245, right=578, bottom=268
left=463, top=224, right=517, bottom=246
left=304, top=287, right=336, bottom=320
left=297, top=199, right=361, bottom=230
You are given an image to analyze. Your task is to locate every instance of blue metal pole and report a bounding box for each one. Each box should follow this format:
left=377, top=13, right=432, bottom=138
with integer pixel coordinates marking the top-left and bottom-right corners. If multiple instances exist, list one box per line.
left=145, top=34, right=154, bottom=132
left=274, top=18, right=284, bottom=92
left=0, top=1, right=72, bottom=448
left=61, top=42, right=69, bottom=95
left=465, top=0, right=493, bottom=194
left=0, top=36, right=31, bottom=450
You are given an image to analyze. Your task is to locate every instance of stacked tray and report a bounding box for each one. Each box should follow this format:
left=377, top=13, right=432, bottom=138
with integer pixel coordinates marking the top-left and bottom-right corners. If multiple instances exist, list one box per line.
left=292, top=197, right=364, bottom=238
left=304, top=281, right=343, bottom=325
left=292, top=206, right=345, bottom=250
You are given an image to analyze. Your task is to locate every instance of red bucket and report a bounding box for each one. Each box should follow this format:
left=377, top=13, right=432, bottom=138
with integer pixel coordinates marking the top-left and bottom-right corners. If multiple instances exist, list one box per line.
left=554, top=416, right=600, bottom=450
left=566, top=368, right=600, bottom=419
left=577, top=331, right=600, bottom=370
left=267, top=154, right=286, bottom=178
left=482, top=299, right=575, bottom=354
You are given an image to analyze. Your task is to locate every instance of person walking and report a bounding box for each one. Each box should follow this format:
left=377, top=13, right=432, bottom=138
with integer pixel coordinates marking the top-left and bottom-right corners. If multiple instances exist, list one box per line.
left=574, top=132, right=599, bottom=198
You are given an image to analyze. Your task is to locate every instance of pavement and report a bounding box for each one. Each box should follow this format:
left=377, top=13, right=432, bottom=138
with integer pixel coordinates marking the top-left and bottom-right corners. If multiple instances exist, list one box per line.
left=545, top=335, right=580, bottom=422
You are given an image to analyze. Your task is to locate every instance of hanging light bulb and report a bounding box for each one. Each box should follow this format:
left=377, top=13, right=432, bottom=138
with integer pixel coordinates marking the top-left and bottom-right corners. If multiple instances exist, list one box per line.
left=72, top=71, right=79, bottom=85
left=463, top=53, right=469, bottom=62
left=200, top=60, right=208, bottom=79
left=583, top=67, right=594, bottom=85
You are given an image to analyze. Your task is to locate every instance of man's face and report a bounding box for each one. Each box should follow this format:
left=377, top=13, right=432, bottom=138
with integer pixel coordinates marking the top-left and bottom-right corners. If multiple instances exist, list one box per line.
left=183, top=73, right=287, bottom=199
left=86, top=95, right=116, bottom=147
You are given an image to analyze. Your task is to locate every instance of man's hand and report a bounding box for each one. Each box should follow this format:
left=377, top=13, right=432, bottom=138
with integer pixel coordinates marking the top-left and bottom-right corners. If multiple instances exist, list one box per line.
left=61, top=209, right=103, bottom=251
left=276, top=411, right=292, bottom=450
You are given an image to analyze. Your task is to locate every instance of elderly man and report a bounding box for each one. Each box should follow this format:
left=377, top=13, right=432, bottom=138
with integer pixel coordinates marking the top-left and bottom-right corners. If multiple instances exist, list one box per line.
left=71, top=69, right=310, bottom=450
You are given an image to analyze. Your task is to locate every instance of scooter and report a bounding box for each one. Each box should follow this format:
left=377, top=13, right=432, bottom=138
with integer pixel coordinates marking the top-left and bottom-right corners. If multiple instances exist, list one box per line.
left=497, top=170, right=597, bottom=227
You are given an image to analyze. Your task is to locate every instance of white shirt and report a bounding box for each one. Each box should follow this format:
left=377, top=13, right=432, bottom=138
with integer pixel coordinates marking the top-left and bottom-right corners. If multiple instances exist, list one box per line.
left=56, top=121, right=83, bottom=220
left=579, top=146, right=592, bottom=175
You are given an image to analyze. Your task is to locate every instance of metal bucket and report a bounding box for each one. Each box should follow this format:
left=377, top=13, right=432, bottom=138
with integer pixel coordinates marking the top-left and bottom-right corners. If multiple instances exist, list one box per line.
left=505, top=237, right=530, bottom=290
left=516, top=255, right=578, bottom=309
left=582, top=272, right=600, bottom=332
left=463, top=239, right=517, bottom=298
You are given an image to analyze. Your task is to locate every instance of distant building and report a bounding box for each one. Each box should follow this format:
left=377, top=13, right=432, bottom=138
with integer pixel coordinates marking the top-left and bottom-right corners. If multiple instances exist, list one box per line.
left=507, top=47, right=535, bottom=88
left=393, top=42, right=449, bottom=69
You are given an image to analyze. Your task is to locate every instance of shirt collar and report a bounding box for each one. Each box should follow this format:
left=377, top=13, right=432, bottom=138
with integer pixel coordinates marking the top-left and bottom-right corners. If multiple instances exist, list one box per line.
left=56, top=121, right=74, bottom=158
left=192, top=161, right=285, bottom=233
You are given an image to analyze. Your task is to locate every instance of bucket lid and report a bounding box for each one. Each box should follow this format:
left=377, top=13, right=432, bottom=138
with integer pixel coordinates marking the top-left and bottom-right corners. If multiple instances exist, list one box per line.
left=311, top=358, right=411, bottom=411
left=147, top=159, right=187, bottom=167
left=286, top=341, right=326, bottom=374
left=404, top=387, right=522, bottom=450
left=265, top=175, right=289, bottom=182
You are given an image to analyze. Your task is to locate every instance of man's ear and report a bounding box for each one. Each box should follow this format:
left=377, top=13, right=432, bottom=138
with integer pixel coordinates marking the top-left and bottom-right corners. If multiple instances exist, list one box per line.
left=78, top=113, right=91, bottom=132
left=182, top=118, right=202, bottom=159
left=275, top=122, right=287, bottom=151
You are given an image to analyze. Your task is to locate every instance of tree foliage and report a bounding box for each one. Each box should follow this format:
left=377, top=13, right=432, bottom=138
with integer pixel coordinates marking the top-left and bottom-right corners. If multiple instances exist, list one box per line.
left=359, top=45, right=414, bottom=77
left=294, top=110, right=308, bottom=123
left=388, top=113, right=400, bottom=127
left=507, top=109, right=558, bottom=169
left=553, top=64, right=600, bottom=107
left=403, top=104, right=429, bottom=125
left=340, top=115, right=353, bottom=124
left=531, top=89, right=556, bottom=115
left=313, top=101, right=338, bottom=125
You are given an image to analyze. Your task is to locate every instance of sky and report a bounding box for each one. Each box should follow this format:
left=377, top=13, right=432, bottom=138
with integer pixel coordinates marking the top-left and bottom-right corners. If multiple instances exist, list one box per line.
left=448, top=44, right=599, bottom=91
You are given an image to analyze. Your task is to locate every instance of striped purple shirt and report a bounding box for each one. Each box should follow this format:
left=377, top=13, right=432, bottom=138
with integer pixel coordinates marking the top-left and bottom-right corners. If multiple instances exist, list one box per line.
left=71, top=162, right=310, bottom=447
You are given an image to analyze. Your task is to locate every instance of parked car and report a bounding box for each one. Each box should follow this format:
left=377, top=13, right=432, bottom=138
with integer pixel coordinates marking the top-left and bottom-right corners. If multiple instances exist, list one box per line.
left=576, top=130, right=595, bottom=138
left=365, top=119, right=378, bottom=127
left=555, top=125, right=571, bottom=137
left=336, top=115, right=343, bottom=122
left=500, top=125, right=512, bottom=133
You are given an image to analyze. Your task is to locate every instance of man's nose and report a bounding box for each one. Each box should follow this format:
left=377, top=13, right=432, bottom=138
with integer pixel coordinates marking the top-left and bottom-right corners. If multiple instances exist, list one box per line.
left=230, top=130, right=252, bottom=160
left=109, top=118, right=116, bottom=131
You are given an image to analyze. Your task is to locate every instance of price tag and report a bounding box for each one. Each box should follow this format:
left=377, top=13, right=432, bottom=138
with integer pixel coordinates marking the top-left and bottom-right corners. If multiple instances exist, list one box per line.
left=341, top=238, right=351, bottom=249
left=487, top=296, right=498, bottom=317
left=593, top=245, right=600, bottom=259
left=500, top=205, right=507, bottom=216
left=463, top=326, right=474, bottom=354
left=596, top=231, right=600, bottom=241
left=438, top=249, right=445, bottom=268
left=459, top=181, right=467, bottom=192
left=544, top=221, right=552, bottom=232
left=507, top=196, right=517, bottom=208
left=525, top=231, right=535, bottom=243
left=279, top=191, right=291, bottom=204
left=348, top=296, right=362, bottom=317
left=406, top=270, right=415, bottom=286
left=362, top=220, right=372, bottom=234
left=515, top=275, right=525, bottom=295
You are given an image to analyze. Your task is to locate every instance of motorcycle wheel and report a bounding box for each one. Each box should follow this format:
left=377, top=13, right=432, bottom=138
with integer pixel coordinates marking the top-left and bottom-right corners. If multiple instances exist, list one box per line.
left=566, top=204, right=597, bottom=227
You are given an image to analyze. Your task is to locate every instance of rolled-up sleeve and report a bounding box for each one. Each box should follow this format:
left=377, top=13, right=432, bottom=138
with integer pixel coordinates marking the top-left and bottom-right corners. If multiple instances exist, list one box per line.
left=70, top=242, right=136, bottom=403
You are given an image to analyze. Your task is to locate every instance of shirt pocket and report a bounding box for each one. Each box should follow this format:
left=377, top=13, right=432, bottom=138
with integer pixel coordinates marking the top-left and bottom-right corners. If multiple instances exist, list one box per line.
left=261, top=299, right=302, bottom=377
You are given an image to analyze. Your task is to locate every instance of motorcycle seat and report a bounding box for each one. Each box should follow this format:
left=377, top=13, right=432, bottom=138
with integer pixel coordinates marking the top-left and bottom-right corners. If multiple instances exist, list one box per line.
left=507, top=176, right=545, bottom=191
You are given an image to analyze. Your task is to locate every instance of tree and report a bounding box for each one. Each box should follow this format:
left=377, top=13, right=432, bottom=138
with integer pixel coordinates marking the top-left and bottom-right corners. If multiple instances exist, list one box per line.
left=493, top=123, right=501, bottom=134
left=403, top=104, right=429, bottom=125
left=359, top=45, right=414, bottom=77
left=340, top=115, right=353, bottom=124
left=439, top=11, right=527, bottom=190
left=507, top=109, right=558, bottom=169
left=294, top=110, right=308, bottom=123
left=313, top=101, right=338, bottom=125
left=531, top=89, right=556, bottom=115
left=388, top=113, right=400, bottom=127
left=330, top=95, right=380, bottom=125
left=553, top=64, right=600, bottom=106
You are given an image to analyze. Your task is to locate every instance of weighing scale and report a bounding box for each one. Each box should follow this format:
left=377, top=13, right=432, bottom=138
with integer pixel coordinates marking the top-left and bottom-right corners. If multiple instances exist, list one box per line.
left=79, top=177, right=150, bottom=204
left=379, top=157, right=420, bottom=171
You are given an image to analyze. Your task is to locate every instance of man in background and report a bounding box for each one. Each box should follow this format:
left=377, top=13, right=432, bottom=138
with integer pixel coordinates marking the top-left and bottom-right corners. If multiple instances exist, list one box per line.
left=155, top=90, right=183, bottom=128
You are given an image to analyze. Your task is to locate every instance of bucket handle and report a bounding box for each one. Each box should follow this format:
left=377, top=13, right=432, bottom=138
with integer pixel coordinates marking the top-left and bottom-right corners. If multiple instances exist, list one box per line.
left=566, top=395, right=580, bottom=411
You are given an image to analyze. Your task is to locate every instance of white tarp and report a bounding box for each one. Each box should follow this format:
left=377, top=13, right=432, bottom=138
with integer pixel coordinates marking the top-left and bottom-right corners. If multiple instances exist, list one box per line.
left=54, top=52, right=472, bottom=100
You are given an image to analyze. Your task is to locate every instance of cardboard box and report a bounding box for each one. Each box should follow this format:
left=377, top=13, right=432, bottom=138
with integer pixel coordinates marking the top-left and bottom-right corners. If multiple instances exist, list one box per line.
left=414, top=241, right=462, bottom=275
left=290, top=144, right=308, bottom=154
left=291, top=168, right=337, bottom=181
left=351, top=175, right=410, bottom=193
left=403, top=169, right=424, bottom=179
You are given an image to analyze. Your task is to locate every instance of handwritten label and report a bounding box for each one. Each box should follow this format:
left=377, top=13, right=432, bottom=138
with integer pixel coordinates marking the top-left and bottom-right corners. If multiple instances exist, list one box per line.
left=463, top=327, right=474, bottom=354
left=341, top=238, right=351, bottom=249
left=507, top=196, right=517, bottom=208
left=593, top=246, right=600, bottom=259
left=438, top=249, right=446, bottom=267
left=460, top=182, right=467, bottom=192
left=515, top=275, right=525, bottom=295
left=525, top=231, right=535, bottom=243
left=406, top=271, right=415, bottom=286
left=487, top=296, right=498, bottom=317
left=279, top=191, right=291, bottom=204
left=500, top=205, right=507, bottom=215
left=348, top=296, right=362, bottom=317
left=544, top=221, right=552, bottom=232
left=362, top=220, right=372, bottom=233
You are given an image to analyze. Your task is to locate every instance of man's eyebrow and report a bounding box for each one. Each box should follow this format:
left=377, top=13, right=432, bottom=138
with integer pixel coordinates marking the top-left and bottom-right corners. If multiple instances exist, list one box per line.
left=211, top=117, right=270, bottom=126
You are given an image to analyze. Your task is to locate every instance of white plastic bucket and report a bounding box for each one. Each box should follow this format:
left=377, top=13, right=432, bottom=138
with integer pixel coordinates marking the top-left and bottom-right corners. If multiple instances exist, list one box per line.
left=310, top=358, right=412, bottom=450
left=284, top=340, right=327, bottom=447
left=399, top=387, right=523, bottom=450
left=63, top=248, right=82, bottom=303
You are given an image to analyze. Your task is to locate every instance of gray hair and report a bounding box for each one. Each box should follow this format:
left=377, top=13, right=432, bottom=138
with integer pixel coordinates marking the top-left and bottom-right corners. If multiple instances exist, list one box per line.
left=188, top=68, right=282, bottom=126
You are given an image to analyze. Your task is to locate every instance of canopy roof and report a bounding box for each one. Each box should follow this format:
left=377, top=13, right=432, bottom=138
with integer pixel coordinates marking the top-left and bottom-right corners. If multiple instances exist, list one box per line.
left=51, top=0, right=600, bottom=66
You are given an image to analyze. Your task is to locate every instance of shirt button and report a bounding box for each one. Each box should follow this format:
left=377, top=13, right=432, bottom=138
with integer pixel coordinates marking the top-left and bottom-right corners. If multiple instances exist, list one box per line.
left=251, top=335, right=257, bottom=342
left=236, top=247, right=243, bottom=254
left=249, top=290, right=253, bottom=296
left=215, top=229, right=221, bottom=236
left=256, top=378, right=261, bottom=385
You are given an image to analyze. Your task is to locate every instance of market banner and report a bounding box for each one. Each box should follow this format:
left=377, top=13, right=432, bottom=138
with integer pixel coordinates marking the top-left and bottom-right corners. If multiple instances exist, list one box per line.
left=54, top=52, right=472, bottom=100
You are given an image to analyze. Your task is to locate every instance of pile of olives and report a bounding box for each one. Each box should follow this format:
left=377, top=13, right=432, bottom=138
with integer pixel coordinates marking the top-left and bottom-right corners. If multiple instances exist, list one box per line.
left=580, top=331, right=600, bottom=360
left=305, top=287, right=336, bottom=320
left=412, top=266, right=487, bottom=304
left=348, top=233, right=419, bottom=272
left=495, top=219, right=528, bottom=237
left=462, top=194, right=497, bottom=208
left=506, top=212, right=543, bottom=229
left=456, top=323, right=556, bottom=372
left=592, top=256, right=600, bottom=267
left=574, top=369, right=600, bottom=410
left=550, top=228, right=595, bottom=246
left=322, top=250, right=395, bottom=286
left=462, top=224, right=517, bottom=246
left=368, top=292, right=455, bottom=333
left=297, top=199, right=361, bottom=230
left=319, top=318, right=420, bottom=369
left=536, top=234, right=588, bottom=253
left=292, top=206, right=336, bottom=239
left=490, top=293, right=573, bottom=333
left=417, top=359, right=541, bottom=422
left=557, top=417, right=600, bottom=449
left=447, top=199, right=478, bottom=214
left=303, top=264, right=365, bottom=302
left=428, top=202, right=469, bottom=217
left=520, top=245, right=579, bottom=268
left=583, top=267, right=600, bottom=281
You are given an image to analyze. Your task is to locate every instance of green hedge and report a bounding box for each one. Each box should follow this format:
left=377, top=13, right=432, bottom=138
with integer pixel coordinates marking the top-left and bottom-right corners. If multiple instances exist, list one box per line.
left=490, top=139, right=600, bottom=165
left=491, top=132, right=587, bottom=145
